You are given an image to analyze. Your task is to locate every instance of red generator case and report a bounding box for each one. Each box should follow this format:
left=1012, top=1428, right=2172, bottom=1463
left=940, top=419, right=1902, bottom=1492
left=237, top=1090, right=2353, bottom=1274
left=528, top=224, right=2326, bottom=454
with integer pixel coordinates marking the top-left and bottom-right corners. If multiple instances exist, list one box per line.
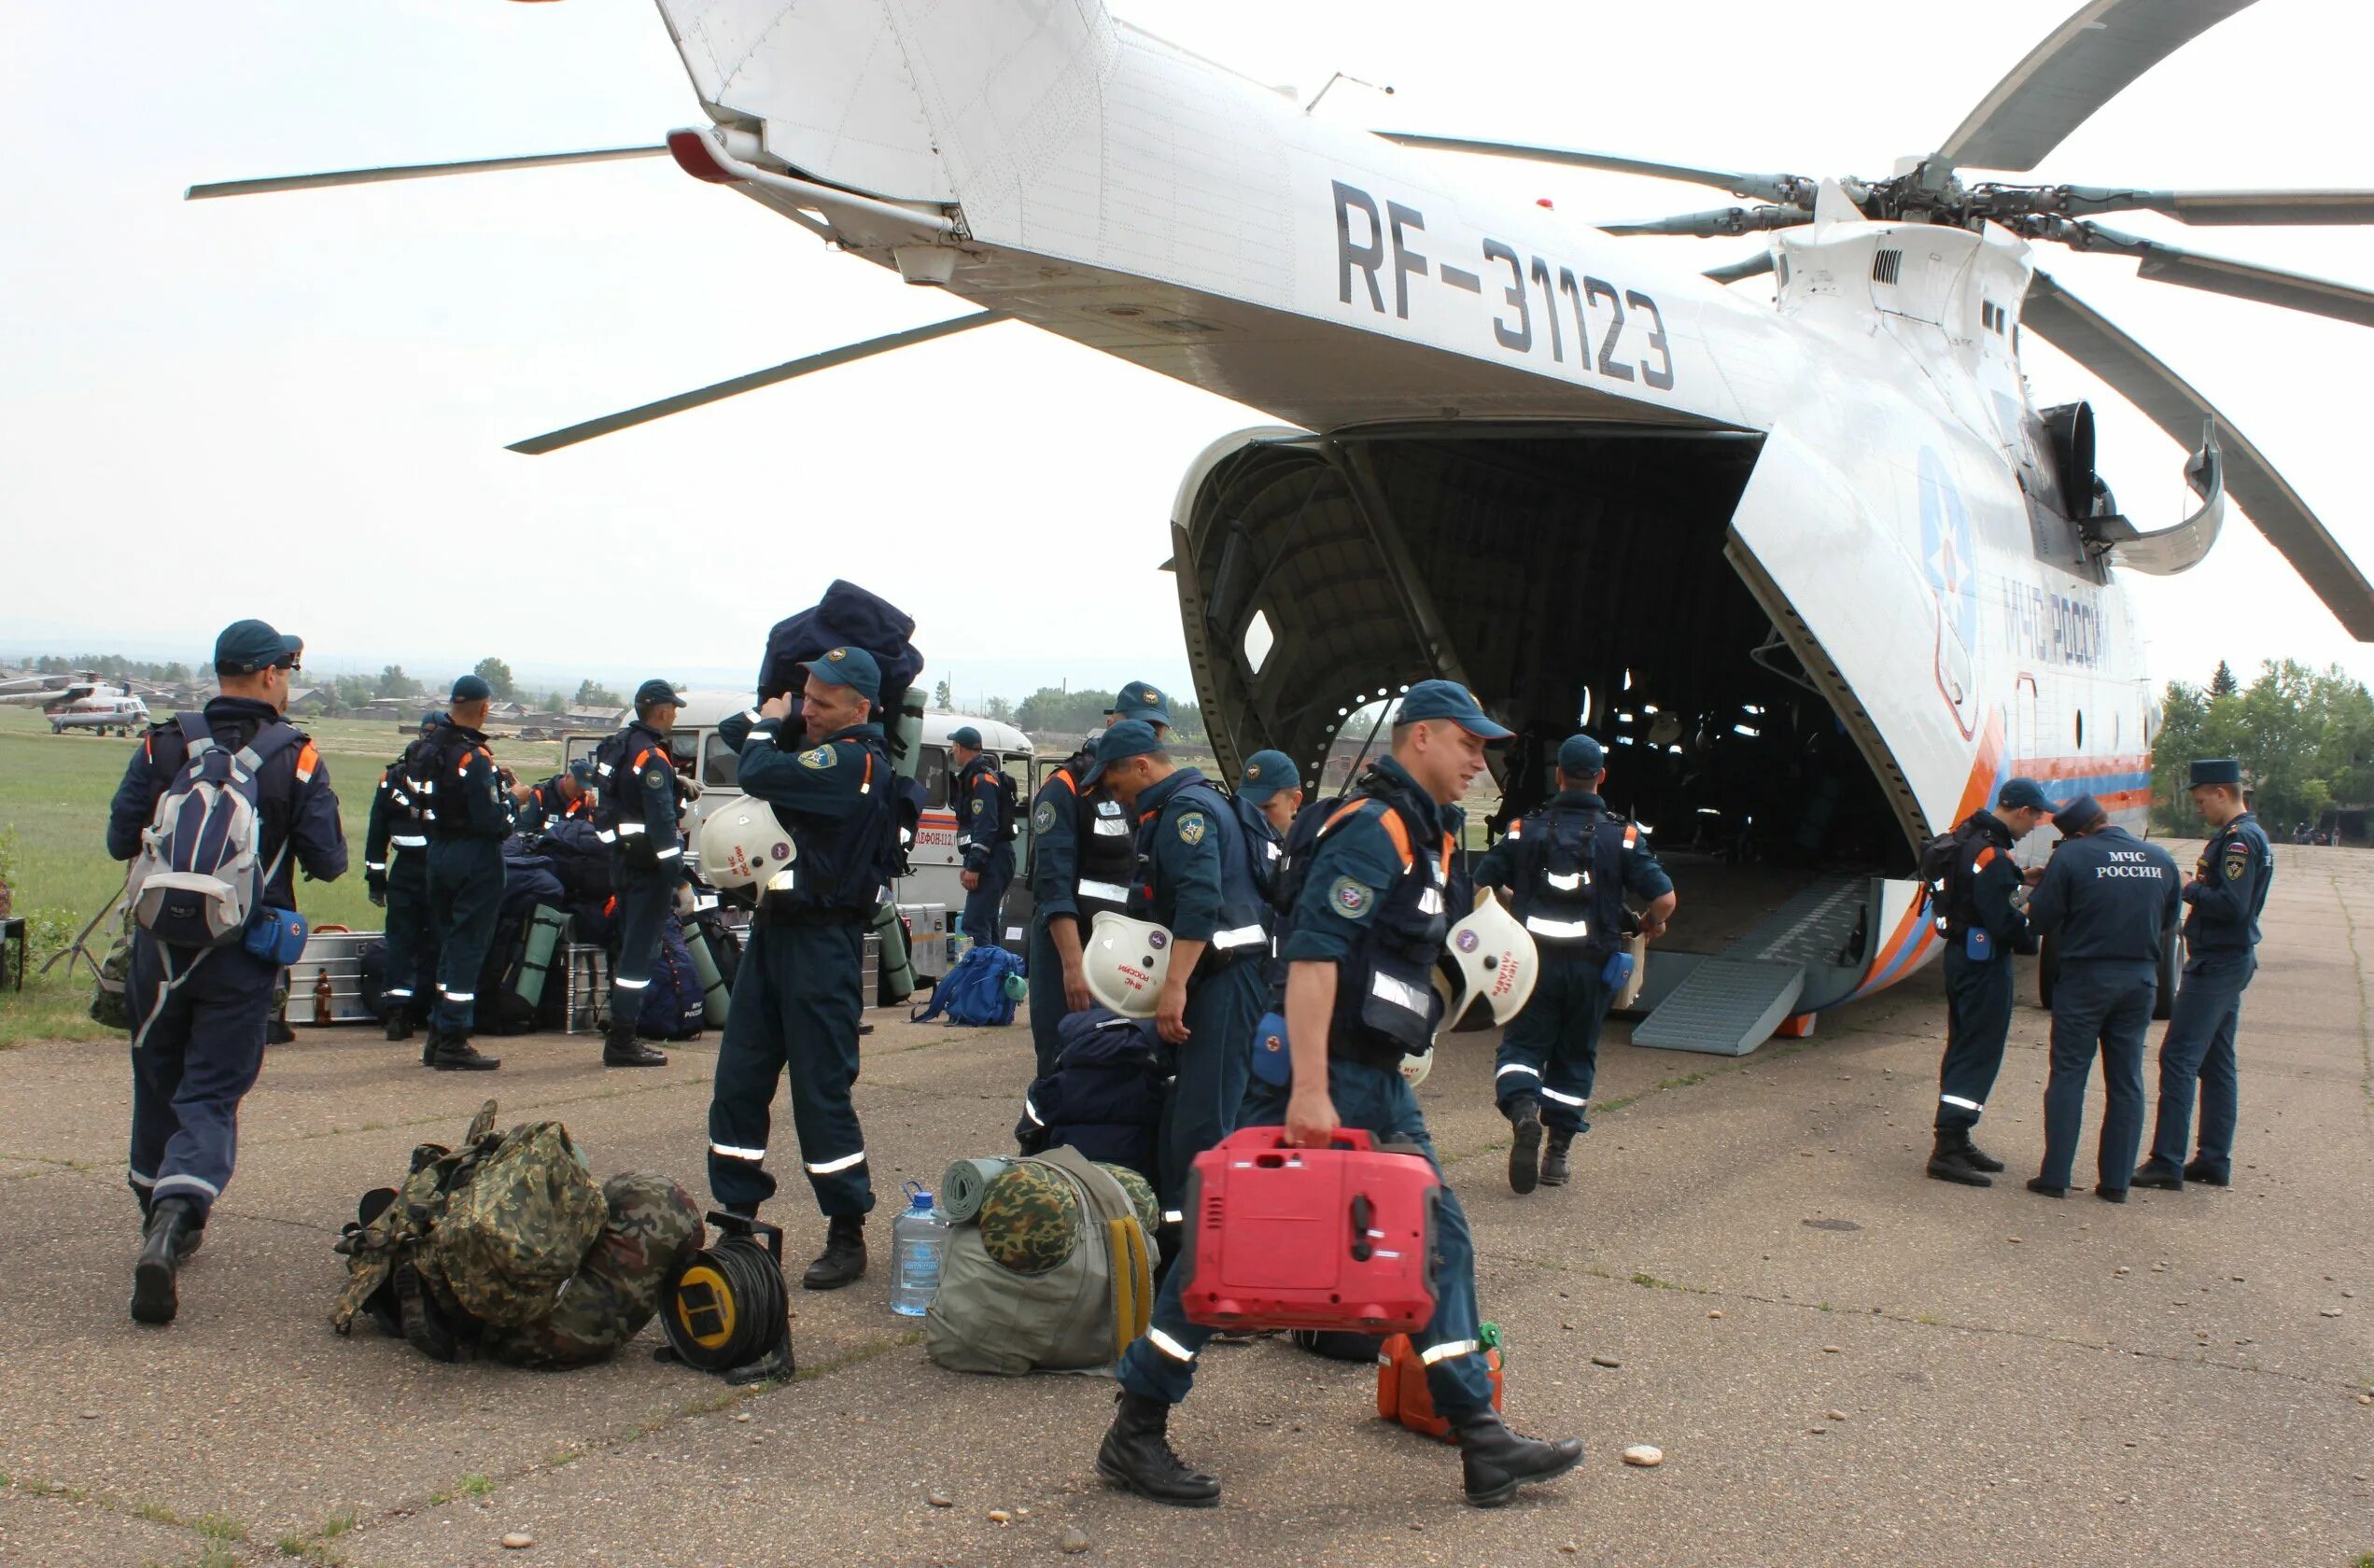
left=1179, top=1127, right=1440, bottom=1334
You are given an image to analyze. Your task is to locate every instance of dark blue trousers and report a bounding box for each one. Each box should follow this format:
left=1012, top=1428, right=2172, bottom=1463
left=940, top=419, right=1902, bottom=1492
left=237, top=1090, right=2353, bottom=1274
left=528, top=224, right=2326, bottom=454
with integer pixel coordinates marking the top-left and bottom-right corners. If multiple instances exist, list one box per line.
left=1027, top=913, right=1072, bottom=1080
left=707, top=917, right=874, bottom=1218
left=1494, top=953, right=1608, bottom=1135
left=380, top=852, right=438, bottom=1022
left=126, top=939, right=278, bottom=1221
left=2039, top=959, right=2156, bottom=1190
left=2147, top=951, right=2255, bottom=1178
left=606, top=858, right=674, bottom=1029
left=1155, top=957, right=1266, bottom=1224
left=1937, top=946, right=2015, bottom=1130
left=961, top=844, right=1014, bottom=948
left=1117, top=1057, right=1492, bottom=1414
left=427, top=839, right=506, bottom=1035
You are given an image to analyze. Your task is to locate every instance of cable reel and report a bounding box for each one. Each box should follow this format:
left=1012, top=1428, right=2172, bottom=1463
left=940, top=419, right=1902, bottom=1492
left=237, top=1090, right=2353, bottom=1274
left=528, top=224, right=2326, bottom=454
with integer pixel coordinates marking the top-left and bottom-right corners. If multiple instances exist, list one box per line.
left=658, top=1211, right=795, bottom=1384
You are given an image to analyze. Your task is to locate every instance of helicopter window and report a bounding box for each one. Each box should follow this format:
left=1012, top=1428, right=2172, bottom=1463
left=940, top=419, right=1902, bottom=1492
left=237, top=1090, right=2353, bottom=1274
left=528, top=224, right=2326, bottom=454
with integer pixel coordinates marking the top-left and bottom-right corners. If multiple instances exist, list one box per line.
left=1243, top=609, right=1275, bottom=674
left=2074, top=710, right=2085, bottom=750
left=1777, top=255, right=1791, bottom=287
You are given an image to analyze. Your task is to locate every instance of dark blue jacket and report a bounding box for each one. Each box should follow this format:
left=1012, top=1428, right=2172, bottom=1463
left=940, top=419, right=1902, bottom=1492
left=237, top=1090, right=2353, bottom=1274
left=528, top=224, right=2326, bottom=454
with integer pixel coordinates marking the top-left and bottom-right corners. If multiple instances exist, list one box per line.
left=425, top=724, right=514, bottom=842
left=955, top=754, right=1010, bottom=875
left=1129, top=768, right=1268, bottom=958
left=2025, top=825, right=2181, bottom=964
left=604, top=719, right=688, bottom=873
left=1473, top=789, right=1670, bottom=960
left=2183, top=812, right=2273, bottom=953
left=107, top=696, right=347, bottom=907
left=735, top=716, right=895, bottom=916
left=1016, top=1007, right=1170, bottom=1178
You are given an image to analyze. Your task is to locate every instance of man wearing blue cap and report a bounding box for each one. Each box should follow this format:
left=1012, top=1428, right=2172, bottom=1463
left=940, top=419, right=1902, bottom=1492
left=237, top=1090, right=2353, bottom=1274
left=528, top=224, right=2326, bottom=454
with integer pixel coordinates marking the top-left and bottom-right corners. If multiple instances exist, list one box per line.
left=590, top=679, right=687, bottom=1069
left=105, top=618, right=347, bottom=1323
left=363, top=709, right=448, bottom=1042
left=948, top=724, right=1016, bottom=953
left=1926, top=777, right=2050, bottom=1186
left=1024, top=680, right=1174, bottom=1078
left=1089, top=720, right=1272, bottom=1231
left=2021, top=793, right=2181, bottom=1200
left=420, top=674, right=515, bottom=1071
left=514, top=756, right=591, bottom=833
left=1231, top=749, right=1304, bottom=991
left=706, top=647, right=899, bottom=1290
left=1099, top=679, right=1583, bottom=1512
left=2134, top=758, right=2272, bottom=1191
left=1472, top=733, right=1676, bottom=1194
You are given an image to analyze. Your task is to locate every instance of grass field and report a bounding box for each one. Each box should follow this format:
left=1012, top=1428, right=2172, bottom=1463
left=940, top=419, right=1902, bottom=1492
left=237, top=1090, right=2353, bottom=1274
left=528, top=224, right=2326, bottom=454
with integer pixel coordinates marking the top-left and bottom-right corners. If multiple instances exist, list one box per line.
left=0, top=707, right=564, bottom=1047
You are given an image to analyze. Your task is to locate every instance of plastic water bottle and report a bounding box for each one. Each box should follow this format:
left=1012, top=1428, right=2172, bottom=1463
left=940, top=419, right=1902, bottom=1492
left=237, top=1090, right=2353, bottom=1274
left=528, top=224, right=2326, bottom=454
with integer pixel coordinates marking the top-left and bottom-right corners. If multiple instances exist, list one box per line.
left=889, top=1181, right=949, bottom=1317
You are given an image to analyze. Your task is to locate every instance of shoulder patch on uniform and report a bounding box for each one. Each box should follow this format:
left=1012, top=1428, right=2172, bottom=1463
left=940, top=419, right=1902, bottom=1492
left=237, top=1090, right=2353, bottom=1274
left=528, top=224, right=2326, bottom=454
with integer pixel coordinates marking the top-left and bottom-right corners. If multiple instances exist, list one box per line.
left=642, top=764, right=667, bottom=790
left=1328, top=875, right=1377, bottom=920
left=971, top=798, right=987, bottom=817
left=798, top=746, right=836, bottom=770
left=1032, top=800, right=1057, bottom=834
left=2224, top=840, right=2250, bottom=879
left=1178, top=812, right=1207, bottom=847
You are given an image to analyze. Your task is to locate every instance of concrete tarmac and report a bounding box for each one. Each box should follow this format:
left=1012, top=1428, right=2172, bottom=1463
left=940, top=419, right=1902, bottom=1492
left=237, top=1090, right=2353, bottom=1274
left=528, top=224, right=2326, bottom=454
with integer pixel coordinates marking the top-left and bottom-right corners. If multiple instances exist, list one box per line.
left=1, top=843, right=2367, bottom=1567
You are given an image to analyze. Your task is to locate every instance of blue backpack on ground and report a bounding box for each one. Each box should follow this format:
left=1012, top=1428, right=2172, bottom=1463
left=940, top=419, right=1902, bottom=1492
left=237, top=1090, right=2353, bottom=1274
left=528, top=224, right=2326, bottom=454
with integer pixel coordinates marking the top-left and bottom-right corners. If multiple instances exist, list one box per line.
left=1015, top=1006, right=1169, bottom=1180
left=910, top=944, right=1025, bottom=1027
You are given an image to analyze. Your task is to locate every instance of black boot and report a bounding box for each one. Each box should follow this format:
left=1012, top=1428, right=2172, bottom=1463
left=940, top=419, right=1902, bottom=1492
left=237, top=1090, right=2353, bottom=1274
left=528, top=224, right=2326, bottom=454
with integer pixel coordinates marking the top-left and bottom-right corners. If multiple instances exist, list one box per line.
left=132, top=1197, right=200, bottom=1325
left=384, top=1012, right=413, bottom=1043
left=1926, top=1128, right=1993, bottom=1187
left=602, top=1018, right=667, bottom=1069
left=428, top=1032, right=500, bottom=1071
left=1095, top=1391, right=1221, bottom=1507
left=2131, top=1159, right=2184, bottom=1191
left=2093, top=1183, right=2128, bottom=1203
left=2024, top=1176, right=2067, bottom=1197
left=2181, top=1157, right=2231, bottom=1187
left=1508, top=1098, right=1544, bottom=1195
left=1538, top=1130, right=1573, bottom=1188
left=1962, top=1138, right=2007, bottom=1173
left=1452, top=1410, right=1584, bottom=1508
left=801, top=1214, right=866, bottom=1291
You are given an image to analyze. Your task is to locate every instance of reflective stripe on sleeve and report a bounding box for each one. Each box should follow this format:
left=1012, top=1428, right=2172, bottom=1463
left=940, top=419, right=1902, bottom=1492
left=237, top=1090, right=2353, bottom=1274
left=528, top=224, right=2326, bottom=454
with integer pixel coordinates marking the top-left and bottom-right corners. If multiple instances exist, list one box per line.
left=391, top=834, right=428, bottom=848
left=364, top=860, right=386, bottom=872
left=806, top=1149, right=867, bottom=1175
left=1210, top=923, right=1267, bottom=951
left=1077, top=879, right=1131, bottom=904
left=654, top=846, right=683, bottom=860
left=710, top=1143, right=766, bottom=1162
left=1147, top=1327, right=1198, bottom=1363
left=617, top=821, right=648, bottom=837
left=1420, top=1338, right=1480, bottom=1365
left=1161, top=1210, right=1185, bottom=1225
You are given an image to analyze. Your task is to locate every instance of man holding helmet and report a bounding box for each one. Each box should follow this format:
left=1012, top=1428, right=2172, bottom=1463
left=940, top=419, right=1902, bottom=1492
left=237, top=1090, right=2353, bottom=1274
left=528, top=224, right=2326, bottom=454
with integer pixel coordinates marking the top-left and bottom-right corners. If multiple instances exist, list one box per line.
left=1471, top=733, right=1676, bottom=1193
left=1095, top=680, right=1583, bottom=1512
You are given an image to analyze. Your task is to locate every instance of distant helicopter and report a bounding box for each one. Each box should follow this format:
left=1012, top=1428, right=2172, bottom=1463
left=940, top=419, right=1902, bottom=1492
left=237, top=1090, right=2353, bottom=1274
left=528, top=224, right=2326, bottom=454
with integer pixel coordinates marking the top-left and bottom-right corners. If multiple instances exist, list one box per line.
left=0, top=671, right=137, bottom=715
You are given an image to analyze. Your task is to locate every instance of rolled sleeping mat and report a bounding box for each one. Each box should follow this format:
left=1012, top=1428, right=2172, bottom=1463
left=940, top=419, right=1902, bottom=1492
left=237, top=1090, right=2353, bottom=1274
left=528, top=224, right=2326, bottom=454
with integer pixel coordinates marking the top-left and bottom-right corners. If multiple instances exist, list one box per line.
left=686, top=924, right=731, bottom=1029
left=940, top=1156, right=1013, bottom=1224
left=513, top=904, right=569, bottom=1009
left=873, top=900, right=917, bottom=1003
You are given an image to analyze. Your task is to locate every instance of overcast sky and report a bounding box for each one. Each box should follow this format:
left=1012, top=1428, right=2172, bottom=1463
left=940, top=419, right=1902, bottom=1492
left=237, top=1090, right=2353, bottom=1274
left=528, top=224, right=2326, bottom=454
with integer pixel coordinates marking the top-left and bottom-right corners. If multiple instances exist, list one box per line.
left=5, top=0, right=2370, bottom=708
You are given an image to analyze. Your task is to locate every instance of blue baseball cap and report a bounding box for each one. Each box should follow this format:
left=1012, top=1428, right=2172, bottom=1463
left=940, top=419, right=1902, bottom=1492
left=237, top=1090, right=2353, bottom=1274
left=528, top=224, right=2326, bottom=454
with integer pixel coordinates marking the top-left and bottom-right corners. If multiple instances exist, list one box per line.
left=1238, top=749, right=1301, bottom=803
left=213, top=618, right=303, bottom=675
left=417, top=709, right=442, bottom=734
left=1557, top=734, right=1606, bottom=777
left=450, top=673, right=494, bottom=704
left=808, top=646, right=882, bottom=703
left=948, top=724, right=984, bottom=750
left=633, top=678, right=681, bottom=710
left=2188, top=757, right=2242, bottom=788
left=567, top=757, right=594, bottom=786
left=1996, top=777, right=2051, bottom=812
left=1395, top=679, right=1512, bottom=742
left=1105, top=681, right=1173, bottom=727
left=1082, top=719, right=1164, bottom=786
left=2053, top=792, right=2105, bottom=835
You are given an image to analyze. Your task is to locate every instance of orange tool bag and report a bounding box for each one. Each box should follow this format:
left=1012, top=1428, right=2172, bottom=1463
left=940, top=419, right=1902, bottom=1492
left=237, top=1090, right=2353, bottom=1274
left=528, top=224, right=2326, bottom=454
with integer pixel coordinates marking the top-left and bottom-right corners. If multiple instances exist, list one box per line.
left=1375, top=1322, right=1504, bottom=1442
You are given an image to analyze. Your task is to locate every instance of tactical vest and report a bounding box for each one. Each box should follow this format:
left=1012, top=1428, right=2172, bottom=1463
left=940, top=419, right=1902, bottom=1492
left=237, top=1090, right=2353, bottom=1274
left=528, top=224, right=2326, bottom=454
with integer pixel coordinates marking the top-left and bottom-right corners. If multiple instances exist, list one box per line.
left=593, top=722, right=681, bottom=856
left=1935, top=816, right=2006, bottom=937
left=1318, top=776, right=1455, bottom=1068
left=1510, top=805, right=1632, bottom=961
left=1064, top=745, right=1138, bottom=921
left=385, top=749, right=432, bottom=854
left=1131, top=779, right=1271, bottom=960
left=956, top=755, right=1018, bottom=847
left=764, top=730, right=899, bottom=920
left=414, top=727, right=488, bottom=836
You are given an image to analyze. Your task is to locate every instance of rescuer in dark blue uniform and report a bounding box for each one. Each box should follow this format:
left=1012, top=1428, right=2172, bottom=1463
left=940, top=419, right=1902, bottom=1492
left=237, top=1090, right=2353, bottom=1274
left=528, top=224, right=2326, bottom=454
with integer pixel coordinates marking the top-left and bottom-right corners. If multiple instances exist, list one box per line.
left=1091, top=720, right=1272, bottom=1230
left=1927, top=777, right=2050, bottom=1187
left=1231, top=749, right=1300, bottom=909
left=514, top=758, right=590, bottom=833
left=705, top=647, right=899, bottom=1291
left=1025, top=683, right=1173, bottom=1079
left=364, top=710, right=445, bottom=1043
left=105, top=618, right=346, bottom=1323
left=594, top=680, right=686, bottom=1069
left=1097, top=680, right=1581, bottom=1511
left=950, top=724, right=1015, bottom=951
left=2134, top=758, right=2274, bottom=1191
left=2020, top=793, right=2181, bottom=1200
left=422, top=675, right=513, bottom=1071
left=1471, top=734, right=1677, bottom=1195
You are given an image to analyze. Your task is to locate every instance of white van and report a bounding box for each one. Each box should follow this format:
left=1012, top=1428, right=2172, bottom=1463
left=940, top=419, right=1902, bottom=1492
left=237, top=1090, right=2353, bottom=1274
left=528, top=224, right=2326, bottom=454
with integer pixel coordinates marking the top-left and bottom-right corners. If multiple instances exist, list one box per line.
left=565, top=696, right=1040, bottom=982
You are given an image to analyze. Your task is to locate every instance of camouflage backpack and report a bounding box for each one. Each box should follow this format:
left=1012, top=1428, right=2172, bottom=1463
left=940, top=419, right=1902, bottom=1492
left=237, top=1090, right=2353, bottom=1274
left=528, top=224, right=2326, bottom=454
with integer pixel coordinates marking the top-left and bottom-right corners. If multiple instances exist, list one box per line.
left=89, top=901, right=133, bottom=1031
left=476, top=1172, right=704, bottom=1368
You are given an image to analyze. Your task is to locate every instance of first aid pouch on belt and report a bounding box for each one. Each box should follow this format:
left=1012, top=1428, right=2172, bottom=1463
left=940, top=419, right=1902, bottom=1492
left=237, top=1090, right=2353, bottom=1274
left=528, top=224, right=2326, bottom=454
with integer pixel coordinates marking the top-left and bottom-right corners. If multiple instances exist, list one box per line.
left=1178, top=1127, right=1439, bottom=1334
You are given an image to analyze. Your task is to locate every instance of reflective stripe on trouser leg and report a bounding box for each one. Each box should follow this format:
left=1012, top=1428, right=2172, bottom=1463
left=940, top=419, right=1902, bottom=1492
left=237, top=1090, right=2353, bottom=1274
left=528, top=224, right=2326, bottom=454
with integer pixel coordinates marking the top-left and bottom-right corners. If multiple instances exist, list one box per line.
left=1935, top=946, right=2014, bottom=1130
left=1117, top=1257, right=1218, bottom=1405
left=777, top=920, right=875, bottom=1218
left=708, top=925, right=789, bottom=1213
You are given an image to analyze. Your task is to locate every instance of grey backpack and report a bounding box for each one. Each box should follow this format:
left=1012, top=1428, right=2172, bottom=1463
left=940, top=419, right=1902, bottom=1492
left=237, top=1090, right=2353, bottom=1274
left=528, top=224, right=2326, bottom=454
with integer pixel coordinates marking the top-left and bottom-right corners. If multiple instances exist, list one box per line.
left=924, top=1147, right=1154, bottom=1376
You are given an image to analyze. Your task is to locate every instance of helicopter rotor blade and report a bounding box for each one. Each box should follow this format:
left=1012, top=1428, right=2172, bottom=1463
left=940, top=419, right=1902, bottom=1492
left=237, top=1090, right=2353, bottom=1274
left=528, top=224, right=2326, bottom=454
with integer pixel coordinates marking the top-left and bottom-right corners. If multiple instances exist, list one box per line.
left=1372, top=133, right=1809, bottom=206
left=1599, top=205, right=1812, bottom=238
left=2038, top=186, right=2374, bottom=226
left=186, top=145, right=668, bottom=201
left=2024, top=270, right=2374, bottom=637
left=1703, top=251, right=1777, bottom=286
left=2033, top=219, right=2374, bottom=329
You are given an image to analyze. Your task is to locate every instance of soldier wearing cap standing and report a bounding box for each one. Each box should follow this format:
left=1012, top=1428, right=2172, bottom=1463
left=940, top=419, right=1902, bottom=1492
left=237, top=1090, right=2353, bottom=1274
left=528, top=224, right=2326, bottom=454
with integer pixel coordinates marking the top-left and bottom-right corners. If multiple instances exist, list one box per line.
left=364, top=709, right=446, bottom=1042
left=1471, top=733, right=1676, bottom=1194
left=949, top=724, right=1015, bottom=952
left=1023, top=682, right=1173, bottom=1078
left=705, top=647, right=899, bottom=1290
left=2134, top=758, right=2273, bottom=1191
left=594, top=679, right=686, bottom=1070
left=1926, top=777, right=2050, bottom=1186
left=105, top=619, right=346, bottom=1323
left=421, top=674, right=513, bottom=1071
left=2020, top=793, right=2181, bottom=1200
left=1096, top=680, right=1582, bottom=1511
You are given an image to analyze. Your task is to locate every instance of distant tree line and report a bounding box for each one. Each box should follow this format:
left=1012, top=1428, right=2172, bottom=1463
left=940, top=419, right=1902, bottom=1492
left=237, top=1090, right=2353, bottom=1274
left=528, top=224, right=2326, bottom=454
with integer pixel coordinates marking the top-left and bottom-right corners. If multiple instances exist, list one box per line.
left=2154, top=659, right=2374, bottom=835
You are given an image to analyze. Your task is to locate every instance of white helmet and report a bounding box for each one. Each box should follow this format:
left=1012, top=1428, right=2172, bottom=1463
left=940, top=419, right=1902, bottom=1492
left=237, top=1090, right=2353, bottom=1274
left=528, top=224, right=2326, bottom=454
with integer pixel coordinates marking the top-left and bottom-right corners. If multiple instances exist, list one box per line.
left=1084, top=911, right=1173, bottom=1019
left=696, top=799, right=796, bottom=896
left=1438, top=889, right=1538, bottom=1029
left=1398, top=1050, right=1433, bottom=1089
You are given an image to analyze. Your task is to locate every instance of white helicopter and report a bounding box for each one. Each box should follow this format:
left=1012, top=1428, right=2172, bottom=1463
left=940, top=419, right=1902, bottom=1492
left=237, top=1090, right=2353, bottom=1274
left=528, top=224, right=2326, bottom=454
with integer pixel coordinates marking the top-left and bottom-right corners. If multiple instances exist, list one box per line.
left=191, top=0, right=2374, bottom=1053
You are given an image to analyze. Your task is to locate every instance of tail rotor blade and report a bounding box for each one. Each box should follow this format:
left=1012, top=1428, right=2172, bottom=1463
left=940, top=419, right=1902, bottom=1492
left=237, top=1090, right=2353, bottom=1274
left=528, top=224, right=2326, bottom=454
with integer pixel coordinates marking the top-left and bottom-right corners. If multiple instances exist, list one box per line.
left=506, top=311, right=1011, bottom=455
left=186, top=146, right=668, bottom=201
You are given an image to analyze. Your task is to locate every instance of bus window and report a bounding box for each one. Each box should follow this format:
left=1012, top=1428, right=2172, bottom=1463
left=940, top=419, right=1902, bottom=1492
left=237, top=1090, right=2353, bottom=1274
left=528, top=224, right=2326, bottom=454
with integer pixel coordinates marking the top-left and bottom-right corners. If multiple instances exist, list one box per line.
left=701, top=731, right=740, bottom=790
left=917, top=745, right=951, bottom=810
